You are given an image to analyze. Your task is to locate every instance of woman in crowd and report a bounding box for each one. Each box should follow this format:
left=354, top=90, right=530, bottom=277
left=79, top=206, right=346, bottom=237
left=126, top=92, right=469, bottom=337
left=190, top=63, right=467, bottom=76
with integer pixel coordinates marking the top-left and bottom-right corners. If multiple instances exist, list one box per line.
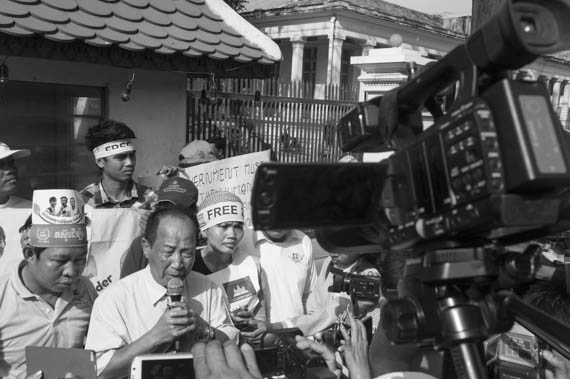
left=193, top=191, right=267, bottom=344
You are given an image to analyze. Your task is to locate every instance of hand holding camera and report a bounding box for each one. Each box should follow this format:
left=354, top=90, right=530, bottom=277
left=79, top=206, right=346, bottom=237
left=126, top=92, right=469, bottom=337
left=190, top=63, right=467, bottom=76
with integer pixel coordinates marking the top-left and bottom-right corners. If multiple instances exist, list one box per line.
left=192, top=339, right=262, bottom=379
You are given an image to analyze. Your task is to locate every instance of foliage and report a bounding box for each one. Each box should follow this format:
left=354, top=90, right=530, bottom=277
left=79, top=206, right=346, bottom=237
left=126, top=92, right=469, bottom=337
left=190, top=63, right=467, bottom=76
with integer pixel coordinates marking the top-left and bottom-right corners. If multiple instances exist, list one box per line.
left=224, top=0, right=248, bottom=13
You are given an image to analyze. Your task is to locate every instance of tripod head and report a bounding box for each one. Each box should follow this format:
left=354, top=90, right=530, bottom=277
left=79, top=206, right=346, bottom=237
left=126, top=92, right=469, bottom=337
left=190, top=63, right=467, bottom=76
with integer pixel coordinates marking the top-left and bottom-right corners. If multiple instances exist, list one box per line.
left=381, top=245, right=570, bottom=379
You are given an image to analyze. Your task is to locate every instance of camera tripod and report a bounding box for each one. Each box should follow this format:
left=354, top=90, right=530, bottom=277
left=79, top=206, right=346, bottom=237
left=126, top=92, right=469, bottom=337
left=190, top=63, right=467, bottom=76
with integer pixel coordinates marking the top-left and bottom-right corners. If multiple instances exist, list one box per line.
left=381, top=245, right=570, bottom=379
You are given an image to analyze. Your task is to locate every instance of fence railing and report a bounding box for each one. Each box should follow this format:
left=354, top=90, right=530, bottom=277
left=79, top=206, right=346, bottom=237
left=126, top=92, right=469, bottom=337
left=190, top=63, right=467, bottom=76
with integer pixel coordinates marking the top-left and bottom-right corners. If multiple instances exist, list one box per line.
left=187, top=78, right=358, bottom=162
left=187, top=73, right=570, bottom=164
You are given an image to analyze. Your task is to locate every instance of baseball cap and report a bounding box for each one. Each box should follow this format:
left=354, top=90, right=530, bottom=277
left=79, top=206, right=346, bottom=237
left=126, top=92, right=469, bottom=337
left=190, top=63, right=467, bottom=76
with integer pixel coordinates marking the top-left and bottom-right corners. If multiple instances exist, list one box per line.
left=155, top=177, right=199, bottom=209
left=178, top=140, right=217, bottom=167
left=0, top=142, right=30, bottom=161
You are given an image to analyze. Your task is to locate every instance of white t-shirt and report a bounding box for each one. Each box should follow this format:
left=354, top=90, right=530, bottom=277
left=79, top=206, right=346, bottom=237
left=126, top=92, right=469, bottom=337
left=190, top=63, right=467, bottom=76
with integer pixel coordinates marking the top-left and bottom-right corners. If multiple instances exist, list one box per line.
left=251, top=230, right=334, bottom=335
left=206, top=250, right=263, bottom=315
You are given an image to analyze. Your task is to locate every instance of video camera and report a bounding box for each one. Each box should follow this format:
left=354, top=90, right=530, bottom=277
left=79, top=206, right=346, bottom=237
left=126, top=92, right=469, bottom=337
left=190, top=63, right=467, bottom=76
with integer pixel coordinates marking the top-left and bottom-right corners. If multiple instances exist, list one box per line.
left=329, top=268, right=381, bottom=304
left=251, top=1, right=570, bottom=378
left=253, top=0, right=570, bottom=253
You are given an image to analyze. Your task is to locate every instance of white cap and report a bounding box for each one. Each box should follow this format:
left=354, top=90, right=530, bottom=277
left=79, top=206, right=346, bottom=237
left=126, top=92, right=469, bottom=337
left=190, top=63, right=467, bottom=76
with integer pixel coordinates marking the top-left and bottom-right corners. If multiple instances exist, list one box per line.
left=0, top=142, right=30, bottom=161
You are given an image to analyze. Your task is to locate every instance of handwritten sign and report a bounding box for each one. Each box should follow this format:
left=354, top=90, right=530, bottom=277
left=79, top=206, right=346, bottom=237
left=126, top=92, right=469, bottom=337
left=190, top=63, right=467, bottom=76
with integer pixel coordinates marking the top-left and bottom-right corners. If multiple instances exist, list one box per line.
left=183, top=150, right=271, bottom=228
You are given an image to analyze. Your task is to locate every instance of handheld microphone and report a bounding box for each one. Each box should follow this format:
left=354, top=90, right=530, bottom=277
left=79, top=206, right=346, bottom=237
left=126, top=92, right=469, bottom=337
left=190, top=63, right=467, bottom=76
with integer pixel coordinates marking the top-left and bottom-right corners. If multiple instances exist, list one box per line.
left=167, top=278, right=184, bottom=351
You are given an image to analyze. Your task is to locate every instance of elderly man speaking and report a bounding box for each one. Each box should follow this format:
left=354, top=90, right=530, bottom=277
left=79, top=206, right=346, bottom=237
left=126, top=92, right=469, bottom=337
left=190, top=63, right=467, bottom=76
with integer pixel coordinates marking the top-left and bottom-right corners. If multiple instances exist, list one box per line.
left=85, top=206, right=238, bottom=379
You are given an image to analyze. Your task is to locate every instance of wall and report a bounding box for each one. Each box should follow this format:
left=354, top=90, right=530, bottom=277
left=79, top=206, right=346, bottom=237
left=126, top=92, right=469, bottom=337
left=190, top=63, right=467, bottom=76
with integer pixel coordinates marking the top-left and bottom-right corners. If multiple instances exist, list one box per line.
left=8, top=56, right=187, bottom=180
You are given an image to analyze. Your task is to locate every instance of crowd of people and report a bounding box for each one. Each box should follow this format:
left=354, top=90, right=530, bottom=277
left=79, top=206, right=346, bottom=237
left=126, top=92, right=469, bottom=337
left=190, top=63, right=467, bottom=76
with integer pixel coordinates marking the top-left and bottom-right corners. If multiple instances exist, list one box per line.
left=1, top=118, right=570, bottom=379
left=0, top=119, right=377, bottom=379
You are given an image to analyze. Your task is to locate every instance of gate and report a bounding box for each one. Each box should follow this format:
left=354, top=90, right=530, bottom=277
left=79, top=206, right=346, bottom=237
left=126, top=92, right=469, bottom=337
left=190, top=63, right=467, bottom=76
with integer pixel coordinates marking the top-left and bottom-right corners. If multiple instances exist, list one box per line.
left=187, top=78, right=358, bottom=162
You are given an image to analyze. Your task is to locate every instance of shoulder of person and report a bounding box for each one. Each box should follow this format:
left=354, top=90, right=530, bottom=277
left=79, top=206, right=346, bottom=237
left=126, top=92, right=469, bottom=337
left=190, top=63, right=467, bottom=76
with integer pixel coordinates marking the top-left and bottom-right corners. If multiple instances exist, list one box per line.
left=234, top=249, right=259, bottom=263
left=91, top=271, right=140, bottom=305
left=187, top=270, right=223, bottom=291
left=79, top=182, right=97, bottom=197
left=0, top=270, right=12, bottom=289
left=134, top=181, right=151, bottom=193
left=76, top=276, right=98, bottom=301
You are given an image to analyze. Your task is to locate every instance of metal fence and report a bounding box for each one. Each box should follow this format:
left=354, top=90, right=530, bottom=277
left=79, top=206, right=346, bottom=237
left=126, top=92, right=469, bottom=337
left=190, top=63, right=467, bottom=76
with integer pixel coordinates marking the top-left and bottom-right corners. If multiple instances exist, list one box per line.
left=186, top=78, right=358, bottom=162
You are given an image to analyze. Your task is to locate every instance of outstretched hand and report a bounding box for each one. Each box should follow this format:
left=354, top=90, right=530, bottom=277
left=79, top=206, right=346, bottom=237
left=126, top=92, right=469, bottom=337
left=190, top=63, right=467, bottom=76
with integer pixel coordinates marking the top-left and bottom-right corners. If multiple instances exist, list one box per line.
left=543, top=350, right=570, bottom=379
left=192, top=340, right=262, bottom=379
left=338, top=315, right=372, bottom=379
left=295, top=335, right=340, bottom=378
left=239, top=319, right=267, bottom=345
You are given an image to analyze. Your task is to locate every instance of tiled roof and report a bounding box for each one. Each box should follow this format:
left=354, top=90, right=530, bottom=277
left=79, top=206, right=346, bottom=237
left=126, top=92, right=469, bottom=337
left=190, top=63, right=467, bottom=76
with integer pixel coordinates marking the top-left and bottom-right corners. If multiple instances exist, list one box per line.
left=243, top=0, right=469, bottom=38
left=0, top=0, right=281, bottom=76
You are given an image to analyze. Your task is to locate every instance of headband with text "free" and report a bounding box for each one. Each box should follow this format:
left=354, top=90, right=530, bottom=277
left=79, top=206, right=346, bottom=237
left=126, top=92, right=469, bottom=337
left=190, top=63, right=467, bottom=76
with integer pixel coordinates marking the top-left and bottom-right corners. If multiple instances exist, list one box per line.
left=93, top=139, right=136, bottom=160
left=198, top=201, right=244, bottom=232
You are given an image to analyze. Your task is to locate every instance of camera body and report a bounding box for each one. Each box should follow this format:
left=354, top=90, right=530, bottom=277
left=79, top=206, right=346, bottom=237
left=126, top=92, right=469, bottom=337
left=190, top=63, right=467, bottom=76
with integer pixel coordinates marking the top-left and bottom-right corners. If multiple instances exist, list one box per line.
left=377, top=79, right=570, bottom=251
left=251, top=0, right=570, bottom=371
left=486, top=326, right=545, bottom=379
left=329, top=267, right=381, bottom=303
left=252, top=0, right=570, bottom=253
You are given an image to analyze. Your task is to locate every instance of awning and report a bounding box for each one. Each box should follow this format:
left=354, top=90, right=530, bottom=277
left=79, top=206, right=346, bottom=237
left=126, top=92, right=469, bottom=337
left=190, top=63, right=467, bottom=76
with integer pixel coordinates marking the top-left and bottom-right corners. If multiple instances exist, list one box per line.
left=0, top=0, right=282, bottom=77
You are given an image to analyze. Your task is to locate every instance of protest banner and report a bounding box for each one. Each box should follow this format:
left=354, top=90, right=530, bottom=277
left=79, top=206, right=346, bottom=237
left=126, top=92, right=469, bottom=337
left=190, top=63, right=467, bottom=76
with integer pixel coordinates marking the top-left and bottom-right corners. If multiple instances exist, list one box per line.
left=84, top=208, right=146, bottom=292
left=0, top=150, right=269, bottom=290
left=0, top=209, right=31, bottom=276
left=0, top=207, right=145, bottom=293
left=183, top=149, right=271, bottom=228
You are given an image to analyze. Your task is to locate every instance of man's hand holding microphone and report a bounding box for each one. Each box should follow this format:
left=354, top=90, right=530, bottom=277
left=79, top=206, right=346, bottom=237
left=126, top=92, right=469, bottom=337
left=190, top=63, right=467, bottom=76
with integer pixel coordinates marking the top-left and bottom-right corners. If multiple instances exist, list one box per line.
left=150, top=278, right=212, bottom=352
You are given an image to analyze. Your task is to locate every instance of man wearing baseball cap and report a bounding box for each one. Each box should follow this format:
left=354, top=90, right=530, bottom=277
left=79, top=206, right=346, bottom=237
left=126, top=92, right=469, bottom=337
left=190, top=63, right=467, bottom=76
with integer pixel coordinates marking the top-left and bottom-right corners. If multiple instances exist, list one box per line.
left=120, top=177, right=200, bottom=278
left=0, top=142, right=31, bottom=209
left=0, top=189, right=97, bottom=379
left=157, top=139, right=219, bottom=178
left=79, top=120, right=155, bottom=209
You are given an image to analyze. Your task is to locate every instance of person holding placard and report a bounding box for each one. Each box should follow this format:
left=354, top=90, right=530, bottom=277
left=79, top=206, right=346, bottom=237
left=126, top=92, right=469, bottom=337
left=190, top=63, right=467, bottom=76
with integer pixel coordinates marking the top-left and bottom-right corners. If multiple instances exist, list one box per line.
left=194, top=191, right=267, bottom=345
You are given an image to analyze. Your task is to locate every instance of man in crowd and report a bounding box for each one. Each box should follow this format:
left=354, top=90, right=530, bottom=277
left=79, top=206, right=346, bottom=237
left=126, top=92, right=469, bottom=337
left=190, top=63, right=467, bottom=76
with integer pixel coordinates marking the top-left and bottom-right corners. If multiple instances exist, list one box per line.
left=194, top=191, right=267, bottom=345
left=120, top=176, right=199, bottom=278
left=157, top=139, right=219, bottom=178
left=85, top=206, right=238, bottom=379
left=251, top=229, right=334, bottom=336
left=80, top=119, right=154, bottom=209
left=0, top=142, right=31, bottom=209
left=0, top=189, right=97, bottom=379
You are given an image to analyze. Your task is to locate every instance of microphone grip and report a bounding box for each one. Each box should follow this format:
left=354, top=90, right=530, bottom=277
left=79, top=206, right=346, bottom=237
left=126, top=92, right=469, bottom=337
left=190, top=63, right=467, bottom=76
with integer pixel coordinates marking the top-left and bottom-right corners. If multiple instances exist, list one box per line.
left=174, top=338, right=182, bottom=352
left=167, top=293, right=183, bottom=352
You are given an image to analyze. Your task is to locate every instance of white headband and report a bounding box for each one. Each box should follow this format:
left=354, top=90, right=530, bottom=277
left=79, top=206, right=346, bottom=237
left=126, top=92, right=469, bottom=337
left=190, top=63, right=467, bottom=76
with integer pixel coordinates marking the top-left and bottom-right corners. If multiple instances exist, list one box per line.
left=198, top=201, right=244, bottom=232
left=93, top=139, right=135, bottom=160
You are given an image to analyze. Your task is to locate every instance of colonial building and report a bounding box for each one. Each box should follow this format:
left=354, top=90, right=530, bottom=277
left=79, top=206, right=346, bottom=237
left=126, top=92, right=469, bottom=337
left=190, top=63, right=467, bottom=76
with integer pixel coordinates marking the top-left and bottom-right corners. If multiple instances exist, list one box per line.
left=0, top=0, right=280, bottom=198
left=242, top=0, right=470, bottom=99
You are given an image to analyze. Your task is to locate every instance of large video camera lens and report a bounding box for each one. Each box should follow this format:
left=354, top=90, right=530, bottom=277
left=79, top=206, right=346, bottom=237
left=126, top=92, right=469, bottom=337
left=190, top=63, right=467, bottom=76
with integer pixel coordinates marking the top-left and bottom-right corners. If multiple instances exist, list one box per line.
left=381, top=297, right=423, bottom=344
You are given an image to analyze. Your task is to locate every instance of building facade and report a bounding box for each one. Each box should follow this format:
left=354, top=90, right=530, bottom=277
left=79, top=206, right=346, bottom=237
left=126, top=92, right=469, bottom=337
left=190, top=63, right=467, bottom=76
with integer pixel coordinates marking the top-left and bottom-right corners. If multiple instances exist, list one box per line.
left=242, top=0, right=471, bottom=99
left=0, top=0, right=280, bottom=199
